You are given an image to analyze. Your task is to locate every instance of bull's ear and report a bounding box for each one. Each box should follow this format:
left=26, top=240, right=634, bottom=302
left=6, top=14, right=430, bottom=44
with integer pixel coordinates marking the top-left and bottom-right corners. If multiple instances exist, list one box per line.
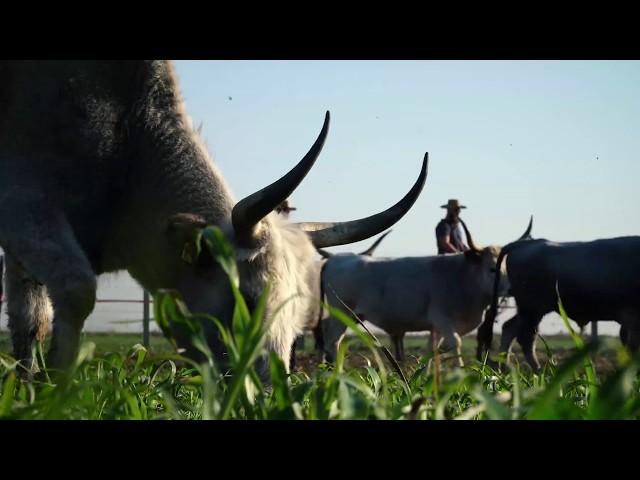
left=166, top=213, right=208, bottom=265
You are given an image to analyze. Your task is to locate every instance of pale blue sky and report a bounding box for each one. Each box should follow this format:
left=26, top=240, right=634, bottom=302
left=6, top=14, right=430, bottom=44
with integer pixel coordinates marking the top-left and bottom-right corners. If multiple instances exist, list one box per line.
left=175, top=60, right=640, bottom=256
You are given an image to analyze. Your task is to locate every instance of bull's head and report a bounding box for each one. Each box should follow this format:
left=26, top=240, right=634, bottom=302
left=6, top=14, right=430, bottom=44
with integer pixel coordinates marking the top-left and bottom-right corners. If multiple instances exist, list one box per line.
left=459, top=220, right=510, bottom=299
left=475, top=216, right=534, bottom=360
left=163, top=112, right=428, bottom=366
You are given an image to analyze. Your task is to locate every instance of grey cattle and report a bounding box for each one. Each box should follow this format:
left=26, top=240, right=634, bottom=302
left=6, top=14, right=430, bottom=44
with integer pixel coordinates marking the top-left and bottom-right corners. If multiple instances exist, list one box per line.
left=319, top=220, right=533, bottom=366
left=0, top=61, right=429, bottom=375
left=477, top=234, right=640, bottom=371
left=288, top=230, right=393, bottom=370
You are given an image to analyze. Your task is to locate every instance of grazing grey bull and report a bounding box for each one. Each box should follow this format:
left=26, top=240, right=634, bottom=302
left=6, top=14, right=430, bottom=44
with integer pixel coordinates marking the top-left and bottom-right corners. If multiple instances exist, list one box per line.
left=288, top=230, right=393, bottom=370
left=477, top=233, right=640, bottom=372
left=0, top=60, right=429, bottom=375
left=319, top=220, right=533, bottom=366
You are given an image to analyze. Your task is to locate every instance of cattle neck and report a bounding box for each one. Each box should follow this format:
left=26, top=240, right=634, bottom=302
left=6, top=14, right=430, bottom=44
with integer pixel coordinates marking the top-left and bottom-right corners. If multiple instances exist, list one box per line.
left=104, top=62, right=238, bottom=279
left=129, top=63, right=235, bottom=221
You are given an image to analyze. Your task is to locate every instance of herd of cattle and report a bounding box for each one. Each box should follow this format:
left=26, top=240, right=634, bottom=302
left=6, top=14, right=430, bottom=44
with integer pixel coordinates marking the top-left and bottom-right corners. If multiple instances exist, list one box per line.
left=297, top=217, right=640, bottom=372
left=0, top=60, right=638, bottom=379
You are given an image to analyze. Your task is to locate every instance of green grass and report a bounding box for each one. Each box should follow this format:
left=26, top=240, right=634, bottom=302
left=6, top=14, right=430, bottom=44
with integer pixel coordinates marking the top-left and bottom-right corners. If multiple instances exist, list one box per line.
left=0, top=225, right=638, bottom=420
left=0, top=330, right=604, bottom=358
left=0, top=328, right=636, bottom=420
left=0, top=330, right=616, bottom=357
left=0, top=332, right=174, bottom=358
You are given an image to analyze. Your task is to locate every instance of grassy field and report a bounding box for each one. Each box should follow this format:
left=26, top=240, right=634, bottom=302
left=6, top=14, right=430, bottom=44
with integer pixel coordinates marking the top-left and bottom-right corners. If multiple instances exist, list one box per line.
left=0, top=326, right=632, bottom=420
left=0, top=229, right=638, bottom=420
left=0, top=330, right=621, bottom=373
left=292, top=332, right=622, bottom=374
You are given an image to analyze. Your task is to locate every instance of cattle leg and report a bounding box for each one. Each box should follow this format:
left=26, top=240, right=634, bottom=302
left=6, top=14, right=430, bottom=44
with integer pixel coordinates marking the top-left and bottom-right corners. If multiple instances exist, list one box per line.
left=622, top=328, right=640, bottom=353
left=515, top=315, right=541, bottom=372
left=439, top=330, right=464, bottom=368
left=390, top=333, right=405, bottom=362
left=312, top=322, right=325, bottom=361
left=619, top=325, right=629, bottom=346
left=0, top=199, right=97, bottom=373
left=425, top=330, right=436, bottom=373
left=321, top=315, right=347, bottom=364
left=289, top=337, right=297, bottom=371
left=430, top=310, right=464, bottom=368
left=4, top=254, right=53, bottom=375
left=426, top=329, right=464, bottom=368
left=619, top=325, right=628, bottom=346
left=289, top=335, right=306, bottom=371
left=476, top=310, right=496, bottom=361
left=617, top=311, right=640, bottom=353
left=498, top=314, right=519, bottom=359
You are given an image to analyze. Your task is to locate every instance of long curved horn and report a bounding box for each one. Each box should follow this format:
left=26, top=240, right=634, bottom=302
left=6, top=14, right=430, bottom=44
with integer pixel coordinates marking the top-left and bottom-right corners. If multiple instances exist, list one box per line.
left=316, top=248, right=333, bottom=259
left=232, top=111, right=330, bottom=243
left=297, top=153, right=428, bottom=248
left=517, top=215, right=533, bottom=241
left=458, top=218, right=480, bottom=253
left=359, top=230, right=392, bottom=256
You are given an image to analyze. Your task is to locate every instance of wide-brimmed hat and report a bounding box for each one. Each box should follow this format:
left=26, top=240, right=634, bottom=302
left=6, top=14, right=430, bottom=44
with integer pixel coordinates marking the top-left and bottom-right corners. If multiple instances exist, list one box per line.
left=440, top=199, right=467, bottom=209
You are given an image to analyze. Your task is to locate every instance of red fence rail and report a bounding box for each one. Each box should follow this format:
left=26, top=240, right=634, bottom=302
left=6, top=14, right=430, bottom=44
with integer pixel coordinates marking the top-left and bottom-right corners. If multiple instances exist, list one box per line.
left=1, top=294, right=154, bottom=346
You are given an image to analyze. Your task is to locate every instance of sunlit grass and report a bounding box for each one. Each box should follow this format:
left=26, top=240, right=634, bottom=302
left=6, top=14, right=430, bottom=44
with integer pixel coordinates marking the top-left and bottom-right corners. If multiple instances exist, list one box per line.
left=0, top=227, right=638, bottom=420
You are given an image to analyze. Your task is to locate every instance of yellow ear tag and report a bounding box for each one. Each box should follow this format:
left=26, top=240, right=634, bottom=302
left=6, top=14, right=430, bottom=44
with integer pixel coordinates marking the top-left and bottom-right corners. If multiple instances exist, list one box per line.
left=181, top=231, right=203, bottom=265
left=181, top=243, right=196, bottom=264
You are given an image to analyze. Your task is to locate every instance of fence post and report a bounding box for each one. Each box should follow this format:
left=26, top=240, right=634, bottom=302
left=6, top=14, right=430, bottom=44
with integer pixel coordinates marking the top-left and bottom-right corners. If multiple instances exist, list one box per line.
left=591, top=320, right=598, bottom=343
left=143, top=290, right=150, bottom=347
